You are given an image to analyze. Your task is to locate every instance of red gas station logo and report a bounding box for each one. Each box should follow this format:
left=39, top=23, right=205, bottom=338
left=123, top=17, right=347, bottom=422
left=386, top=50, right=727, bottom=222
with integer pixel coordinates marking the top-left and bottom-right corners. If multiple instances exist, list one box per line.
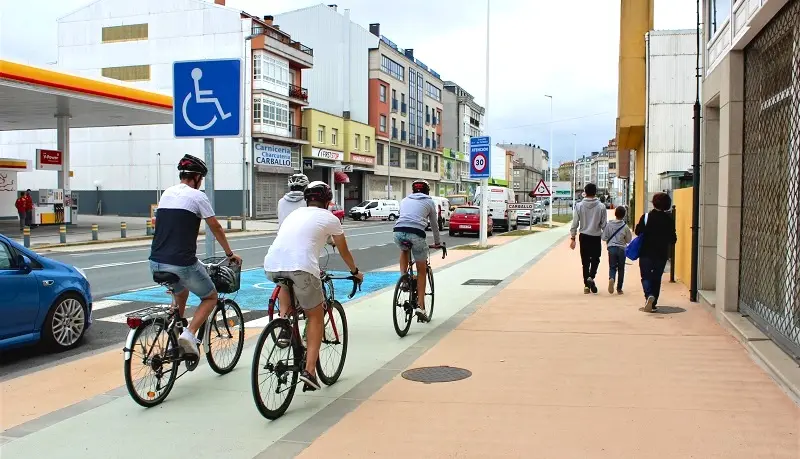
left=36, top=149, right=63, bottom=171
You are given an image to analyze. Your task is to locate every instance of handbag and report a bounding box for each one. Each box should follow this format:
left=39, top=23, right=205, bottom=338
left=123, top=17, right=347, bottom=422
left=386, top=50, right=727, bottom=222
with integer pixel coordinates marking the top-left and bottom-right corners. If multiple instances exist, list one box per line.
left=625, top=214, right=648, bottom=261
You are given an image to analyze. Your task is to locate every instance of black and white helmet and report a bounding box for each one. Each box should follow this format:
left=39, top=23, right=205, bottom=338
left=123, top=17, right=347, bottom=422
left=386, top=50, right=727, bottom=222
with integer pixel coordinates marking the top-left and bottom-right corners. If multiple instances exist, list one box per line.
left=288, top=173, right=309, bottom=190
left=177, top=154, right=208, bottom=177
left=214, top=265, right=236, bottom=289
left=412, top=179, right=430, bottom=195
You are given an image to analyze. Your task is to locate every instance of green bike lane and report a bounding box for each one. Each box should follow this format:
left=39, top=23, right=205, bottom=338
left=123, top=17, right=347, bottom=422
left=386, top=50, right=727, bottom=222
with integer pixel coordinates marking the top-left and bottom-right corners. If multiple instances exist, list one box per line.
left=0, top=226, right=569, bottom=459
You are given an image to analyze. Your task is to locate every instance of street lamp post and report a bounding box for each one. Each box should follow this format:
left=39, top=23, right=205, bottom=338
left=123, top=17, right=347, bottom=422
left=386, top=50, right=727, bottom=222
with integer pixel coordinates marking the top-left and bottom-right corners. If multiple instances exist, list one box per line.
left=242, top=31, right=260, bottom=230
left=479, top=0, right=490, bottom=248
left=572, top=134, right=577, bottom=209
left=544, top=95, right=553, bottom=227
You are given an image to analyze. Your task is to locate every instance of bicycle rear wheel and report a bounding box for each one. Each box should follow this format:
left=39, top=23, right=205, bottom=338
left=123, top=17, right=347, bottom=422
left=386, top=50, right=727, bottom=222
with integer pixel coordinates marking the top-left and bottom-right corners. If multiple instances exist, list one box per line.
left=251, top=319, right=299, bottom=420
left=425, top=267, right=435, bottom=321
left=206, top=299, right=245, bottom=374
left=124, top=320, right=179, bottom=407
left=317, top=300, right=348, bottom=385
left=393, top=274, right=413, bottom=337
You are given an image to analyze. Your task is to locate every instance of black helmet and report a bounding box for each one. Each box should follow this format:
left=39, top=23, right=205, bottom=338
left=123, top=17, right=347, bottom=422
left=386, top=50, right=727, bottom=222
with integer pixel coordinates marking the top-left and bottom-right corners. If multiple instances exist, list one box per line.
left=304, top=181, right=333, bottom=204
left=177, top=154, right=208, bottom=177
left=412, top=179, right=430, bottom=195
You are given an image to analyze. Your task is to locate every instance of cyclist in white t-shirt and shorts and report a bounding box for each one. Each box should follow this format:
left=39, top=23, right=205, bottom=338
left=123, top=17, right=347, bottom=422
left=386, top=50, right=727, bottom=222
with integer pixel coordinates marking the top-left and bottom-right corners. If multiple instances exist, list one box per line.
left=263, top=181, right=363, bottom=391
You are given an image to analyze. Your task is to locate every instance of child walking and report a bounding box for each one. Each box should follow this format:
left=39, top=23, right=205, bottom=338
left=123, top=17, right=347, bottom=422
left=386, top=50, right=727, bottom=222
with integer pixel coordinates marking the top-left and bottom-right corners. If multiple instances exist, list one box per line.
left=602, top=206, right=633, bottom=294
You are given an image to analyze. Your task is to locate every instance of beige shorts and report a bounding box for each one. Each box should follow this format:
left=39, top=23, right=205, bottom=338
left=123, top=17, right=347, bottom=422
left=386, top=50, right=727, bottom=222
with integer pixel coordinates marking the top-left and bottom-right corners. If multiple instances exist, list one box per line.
left=266, top=270, right=324, bottom=310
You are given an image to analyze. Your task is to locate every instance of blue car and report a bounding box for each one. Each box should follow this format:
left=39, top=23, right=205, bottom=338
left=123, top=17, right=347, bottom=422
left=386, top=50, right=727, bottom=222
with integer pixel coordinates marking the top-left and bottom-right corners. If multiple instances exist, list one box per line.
left=0, top=233, right=92, bottom=351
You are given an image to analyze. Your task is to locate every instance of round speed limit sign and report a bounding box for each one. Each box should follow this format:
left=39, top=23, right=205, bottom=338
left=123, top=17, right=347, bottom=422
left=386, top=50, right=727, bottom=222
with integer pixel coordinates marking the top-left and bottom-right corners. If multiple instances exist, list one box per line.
left=473, top=153, right=487, bottom=173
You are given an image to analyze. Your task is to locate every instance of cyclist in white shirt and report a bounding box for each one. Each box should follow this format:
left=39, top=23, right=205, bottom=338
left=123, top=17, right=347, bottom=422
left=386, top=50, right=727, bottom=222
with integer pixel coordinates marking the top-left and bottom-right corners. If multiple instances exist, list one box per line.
left=263, top=181, right=363, bottom=391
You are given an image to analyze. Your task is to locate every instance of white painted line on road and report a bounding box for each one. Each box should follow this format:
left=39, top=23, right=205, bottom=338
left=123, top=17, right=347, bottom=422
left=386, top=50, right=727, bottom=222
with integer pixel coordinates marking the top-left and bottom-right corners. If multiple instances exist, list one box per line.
left=83, top=260, right=149, bottom=270
left=91, top=299, right=131, bottom=311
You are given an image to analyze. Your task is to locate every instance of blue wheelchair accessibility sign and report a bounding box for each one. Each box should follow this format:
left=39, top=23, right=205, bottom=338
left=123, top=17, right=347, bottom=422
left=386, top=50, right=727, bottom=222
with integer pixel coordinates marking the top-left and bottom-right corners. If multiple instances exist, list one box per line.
left=173, top=59, right=241, bottom=138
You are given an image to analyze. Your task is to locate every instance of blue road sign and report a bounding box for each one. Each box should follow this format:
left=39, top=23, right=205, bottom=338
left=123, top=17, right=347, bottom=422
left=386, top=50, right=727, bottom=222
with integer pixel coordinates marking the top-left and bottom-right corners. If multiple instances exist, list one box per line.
left=173, top=59, right=241, bottom=138
left=470, top=136, right=492, bottom=179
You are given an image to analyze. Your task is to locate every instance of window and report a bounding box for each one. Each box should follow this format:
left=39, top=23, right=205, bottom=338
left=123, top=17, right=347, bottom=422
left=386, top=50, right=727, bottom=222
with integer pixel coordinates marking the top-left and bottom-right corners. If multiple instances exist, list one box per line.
left=380, top=85, right=387, bottom=102
left=709, top=0, right=731, bottom=37
left=102, top=24, right=148, bottom=43
left=318, top=125, right=326, bottom=143
left=422, top=154, right=431, bottom=172
left=365, top=136, right=371, bottom=152
left=292, top=148, right=301, bottom=170
left=401, top=93, right=406, bottom=104
left=252, top=53, right=291, bottom=90
left=355, top=134, right=361, bottom=150
left=425, top=81, right=442, bottom=101
left=101, top=65, right=150, bottom=81
left=331, top=128, right=339, bottom=146
left=380, top=115, right=387, bottom=132
left=609, top=162, right=616, bottom=169
left=514, top=169, right=520, bottom=177
left=390, top=146, right=401, bottom=167
left=253, top=96, right=289, bottom=129
left=0, top=242, right=13, bottom=269
left=377, top=143, right=384, bottom=165
left=392, top=89, right=397, bottom=102
left=406, top=150, right=418, bottom=170
left=381, top=55, right=405, bottom=81
left=434, top=156, right=438, bottom=173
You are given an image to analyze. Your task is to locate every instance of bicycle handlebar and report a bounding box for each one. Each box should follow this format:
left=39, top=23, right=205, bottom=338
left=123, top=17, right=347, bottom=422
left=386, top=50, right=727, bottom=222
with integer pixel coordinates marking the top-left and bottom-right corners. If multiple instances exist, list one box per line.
left=325, top=275, right=362, bottom=299
left=428, top=242, right=448, bottom=259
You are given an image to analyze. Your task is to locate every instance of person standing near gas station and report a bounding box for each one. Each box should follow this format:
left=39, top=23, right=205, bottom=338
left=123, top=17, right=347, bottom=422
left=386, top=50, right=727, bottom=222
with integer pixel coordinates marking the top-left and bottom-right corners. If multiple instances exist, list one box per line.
left=15, top=192, right=26, bottom=231
left=24, top=189, right=34, bottom=228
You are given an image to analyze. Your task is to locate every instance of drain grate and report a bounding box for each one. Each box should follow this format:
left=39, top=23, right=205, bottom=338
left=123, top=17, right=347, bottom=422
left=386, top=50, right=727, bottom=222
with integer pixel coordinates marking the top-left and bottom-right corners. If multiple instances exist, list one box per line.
left=462, top=279, right=502, bottom=286
left=401, top=366, right=472, bottom=384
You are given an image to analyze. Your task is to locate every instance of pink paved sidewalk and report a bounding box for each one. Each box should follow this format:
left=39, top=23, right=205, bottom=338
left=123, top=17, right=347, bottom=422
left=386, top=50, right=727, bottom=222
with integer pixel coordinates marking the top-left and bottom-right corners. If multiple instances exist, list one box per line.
left=296, top=237, right=800, bottom=458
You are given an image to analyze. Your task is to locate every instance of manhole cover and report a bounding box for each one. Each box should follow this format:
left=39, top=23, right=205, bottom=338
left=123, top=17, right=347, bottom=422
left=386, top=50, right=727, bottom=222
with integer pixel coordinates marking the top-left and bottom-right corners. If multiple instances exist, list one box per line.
left=462, top=279, right=502, bottom=286
left=401, top=366, right=472, bottom=384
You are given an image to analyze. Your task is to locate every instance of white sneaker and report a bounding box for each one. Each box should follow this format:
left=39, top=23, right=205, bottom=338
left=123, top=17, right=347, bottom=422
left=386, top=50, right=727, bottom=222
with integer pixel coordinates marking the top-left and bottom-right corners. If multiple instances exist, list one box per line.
left=178, top=329, right=200, bottom=357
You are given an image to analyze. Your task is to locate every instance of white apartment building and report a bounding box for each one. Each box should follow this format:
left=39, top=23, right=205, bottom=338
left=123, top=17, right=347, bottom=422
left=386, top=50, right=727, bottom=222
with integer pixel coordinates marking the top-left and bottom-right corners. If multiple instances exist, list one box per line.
left=0, top=0, right=315, bottom=218
left=442, top=81, right=485, bottom=154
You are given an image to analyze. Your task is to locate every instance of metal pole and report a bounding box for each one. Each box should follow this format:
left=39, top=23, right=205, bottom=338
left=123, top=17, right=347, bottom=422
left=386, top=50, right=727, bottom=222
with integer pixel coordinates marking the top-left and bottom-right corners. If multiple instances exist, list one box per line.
left=242, top=33, right=250, bottom=231
left=156, top=152, right=161, bottom=202
left=572, top=133, right=577, bottom=209
left=205, top=138, right=216, bottom=259
left=546, top=95, right=553, bottom=227
left=690, top=0, right=702, bottom=302
left=479, top=0, right=490, bottom=248
left=387, top=132, right=392, bottom=199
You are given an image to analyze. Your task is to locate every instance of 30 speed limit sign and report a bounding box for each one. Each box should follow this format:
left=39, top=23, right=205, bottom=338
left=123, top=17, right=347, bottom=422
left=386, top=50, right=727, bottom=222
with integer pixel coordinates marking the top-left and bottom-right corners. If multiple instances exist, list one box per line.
left=472, top=153, right=487, bottom=172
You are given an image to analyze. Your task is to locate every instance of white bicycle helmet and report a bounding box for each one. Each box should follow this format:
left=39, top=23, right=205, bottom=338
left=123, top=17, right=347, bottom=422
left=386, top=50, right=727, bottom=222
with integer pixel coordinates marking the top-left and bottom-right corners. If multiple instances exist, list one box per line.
left=288, top=173, right=309, bottom=191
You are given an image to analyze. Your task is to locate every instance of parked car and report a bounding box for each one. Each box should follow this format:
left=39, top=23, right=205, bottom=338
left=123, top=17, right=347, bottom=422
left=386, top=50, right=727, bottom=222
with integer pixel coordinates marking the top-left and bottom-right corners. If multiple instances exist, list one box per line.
left=516, top=209, right=542, bottom=226
left=0, top=233, right=93, bottom=352
left=449, top=206, right=494, bottom=237
left=328, top=203, right=345, bottom=223
left=349, top=199, right=400, bottom=221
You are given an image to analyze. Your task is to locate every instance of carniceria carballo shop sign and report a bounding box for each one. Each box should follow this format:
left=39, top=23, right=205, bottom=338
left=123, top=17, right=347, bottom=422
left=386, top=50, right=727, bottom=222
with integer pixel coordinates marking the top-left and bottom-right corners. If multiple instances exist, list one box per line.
left=254, top=143, right=293, bottom=174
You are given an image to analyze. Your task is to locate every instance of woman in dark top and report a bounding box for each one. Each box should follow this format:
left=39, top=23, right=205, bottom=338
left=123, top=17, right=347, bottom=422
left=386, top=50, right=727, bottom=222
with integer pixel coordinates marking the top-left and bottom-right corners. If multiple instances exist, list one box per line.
left=634, top=192, right=677, bottom=312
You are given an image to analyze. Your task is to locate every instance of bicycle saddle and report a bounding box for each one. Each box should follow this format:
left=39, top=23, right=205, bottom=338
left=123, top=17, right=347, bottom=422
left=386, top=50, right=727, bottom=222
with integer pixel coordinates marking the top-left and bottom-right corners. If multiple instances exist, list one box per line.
left=273, top=277, right=294, bottom=286
left=400, top=240, right=414, bottom=249
left=153, top=271, right=180, bottom=285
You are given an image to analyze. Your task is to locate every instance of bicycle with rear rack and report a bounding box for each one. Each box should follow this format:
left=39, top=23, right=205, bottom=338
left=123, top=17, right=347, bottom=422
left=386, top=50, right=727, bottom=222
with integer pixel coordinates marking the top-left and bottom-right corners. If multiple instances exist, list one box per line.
left=393, top=243, right=447, bottom=337
left=122, top=257, right=245, bottom=407
left=252, top=245, right=360, bottom=419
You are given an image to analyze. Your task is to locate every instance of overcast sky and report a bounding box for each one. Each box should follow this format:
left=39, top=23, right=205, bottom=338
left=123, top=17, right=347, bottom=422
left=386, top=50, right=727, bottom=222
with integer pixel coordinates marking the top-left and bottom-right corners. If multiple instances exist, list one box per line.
left=0, top=0, right=699, bottom=165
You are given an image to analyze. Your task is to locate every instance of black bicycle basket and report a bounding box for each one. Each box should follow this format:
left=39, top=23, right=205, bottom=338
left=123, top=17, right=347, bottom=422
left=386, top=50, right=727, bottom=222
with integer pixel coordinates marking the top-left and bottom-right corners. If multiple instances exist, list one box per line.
left=203, top=257, right=242, bottom=294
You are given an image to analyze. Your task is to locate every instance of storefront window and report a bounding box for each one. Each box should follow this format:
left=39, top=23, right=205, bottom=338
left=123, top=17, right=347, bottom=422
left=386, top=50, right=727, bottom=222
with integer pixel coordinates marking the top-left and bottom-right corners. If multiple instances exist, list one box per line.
left=406, top=150, right=418, bottom=170
left=390, top=146, right=401, bottom=168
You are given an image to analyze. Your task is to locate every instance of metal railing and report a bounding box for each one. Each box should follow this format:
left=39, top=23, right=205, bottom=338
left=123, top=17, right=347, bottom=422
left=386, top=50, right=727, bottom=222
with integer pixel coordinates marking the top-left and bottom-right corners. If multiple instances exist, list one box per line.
left=401, top=102, right=407, bottom=114
left=289, top=124, right=308, bottom=141
left=391, top=99, right=398, bottom=112
left=425, top=138, right=431, bottom=148
left=425, top=114, right=431, bottom=124
left=401, top=130, right=407, bottom=142
left=392, top=127, right=398, bottom=140
left=251, top=25, right=313, bottom=57
left=288, top=84, right=308, bottom=101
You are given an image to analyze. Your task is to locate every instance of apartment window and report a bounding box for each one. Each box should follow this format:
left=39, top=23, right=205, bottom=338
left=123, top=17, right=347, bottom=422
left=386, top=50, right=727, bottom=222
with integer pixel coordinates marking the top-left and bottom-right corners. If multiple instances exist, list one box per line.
left=331, top=128, right=339, bottom=146
left=253, top=96, right=289, bottom=129
left=401, top=93, right=406, bottom=104
left=253, top=52, right=291, bottom=90
left=381, top=55, right=405, bottom=81
left=389, top=146, right=401, bottom=167
left=425, top=81, right=442, bottom=101
left=514, top=169, right=520, bottom=177
left=437, top=134, right=441, bottom=146
left=377, top=143, right=385, bottom=165
left=609, top=162, right=616, bottom=169
left=355, top=134, right=361, bottom=150
left=709, top=0, right=731, bottom=37
left=434, top=156, right=438, bottom=173
left=101, top=23, right=148, bottom=43
left=406, top=150, right=418, bottom=170
left=252, top=55, right=261, bottom=80
left=392, top=89, right=397, bottom=101
left=365, top=136, right=371, bottom=152
left=422, top=154, right=431, bottom=172
left=318, top=125, right=326, bottom=143
left=101, top=65, right=150, bottom=81
left=401, top=121, right=406, bottom=135
left=292, top=148, right=301, bottom=171
left=380, top=85, right=387, bottom=102
left=380, top=115, right=387, bottom=132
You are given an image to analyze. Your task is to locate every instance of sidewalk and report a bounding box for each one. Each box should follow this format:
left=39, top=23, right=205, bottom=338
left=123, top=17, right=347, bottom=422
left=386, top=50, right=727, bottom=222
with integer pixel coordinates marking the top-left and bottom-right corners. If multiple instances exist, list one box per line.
left=291, top=231, right=800, bottom=458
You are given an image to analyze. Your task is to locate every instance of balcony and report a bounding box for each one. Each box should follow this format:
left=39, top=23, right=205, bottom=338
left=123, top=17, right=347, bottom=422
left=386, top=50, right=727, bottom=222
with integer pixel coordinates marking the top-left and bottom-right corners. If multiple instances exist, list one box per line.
left=288, top=83, right=308, bottom=102
left=425, top=138, right=431, bottom=149
left=391, top=99, right=398, bottom=112
left=392, top=127, right=398, bottom=140
left=425, top=114, right=431, bottom=125
left=401, top=130, right=407, bottom=142
left=253, top=122, right=308, bottom=143
left=401, top=102, right=407, bottom=115
left=432, top=139, right=438, bottom=150
left=251, top=25, right=313, bottom=69
left=432, top=116, right=438, bottom=126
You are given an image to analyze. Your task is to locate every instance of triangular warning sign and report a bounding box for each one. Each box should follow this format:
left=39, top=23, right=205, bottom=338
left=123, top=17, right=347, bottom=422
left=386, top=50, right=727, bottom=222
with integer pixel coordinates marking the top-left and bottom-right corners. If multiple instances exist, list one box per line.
left=531, top=179, right=551, bottom=197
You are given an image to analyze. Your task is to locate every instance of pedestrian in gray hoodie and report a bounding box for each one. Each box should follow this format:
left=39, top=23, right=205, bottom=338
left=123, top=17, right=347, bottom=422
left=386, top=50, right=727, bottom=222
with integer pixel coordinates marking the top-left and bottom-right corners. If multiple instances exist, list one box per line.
left=278, top=174, right=309, bottom=229
left=602, top=206, right=633, bottom=294
left=569, top=183, right=607, bottom=293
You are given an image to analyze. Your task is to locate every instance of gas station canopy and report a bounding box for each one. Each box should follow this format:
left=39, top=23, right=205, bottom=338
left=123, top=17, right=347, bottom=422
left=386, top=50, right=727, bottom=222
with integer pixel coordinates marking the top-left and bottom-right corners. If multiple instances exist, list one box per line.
left=0, top=60, right=173, bottom=131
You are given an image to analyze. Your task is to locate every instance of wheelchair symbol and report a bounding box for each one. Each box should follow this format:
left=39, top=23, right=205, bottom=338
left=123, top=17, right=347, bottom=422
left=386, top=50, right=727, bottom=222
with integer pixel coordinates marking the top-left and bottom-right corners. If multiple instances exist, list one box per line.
left=181, top=68, right=232, bottom=131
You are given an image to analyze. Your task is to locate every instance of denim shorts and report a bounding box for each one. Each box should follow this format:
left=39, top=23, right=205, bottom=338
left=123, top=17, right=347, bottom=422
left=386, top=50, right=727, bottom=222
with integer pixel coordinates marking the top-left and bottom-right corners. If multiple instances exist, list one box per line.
left=149, top=260, right=216, bottom=299
left=394, top=232, right=429, bottom=261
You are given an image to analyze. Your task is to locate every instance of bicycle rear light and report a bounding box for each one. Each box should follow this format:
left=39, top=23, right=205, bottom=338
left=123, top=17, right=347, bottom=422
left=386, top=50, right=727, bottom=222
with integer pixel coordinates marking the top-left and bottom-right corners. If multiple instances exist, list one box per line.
left=126, top=317, right=143, bottom=329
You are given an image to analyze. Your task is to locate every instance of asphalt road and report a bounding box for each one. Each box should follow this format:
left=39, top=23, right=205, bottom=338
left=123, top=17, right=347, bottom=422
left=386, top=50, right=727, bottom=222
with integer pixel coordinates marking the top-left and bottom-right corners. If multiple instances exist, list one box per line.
left=0, top=219, right=472, bottom=379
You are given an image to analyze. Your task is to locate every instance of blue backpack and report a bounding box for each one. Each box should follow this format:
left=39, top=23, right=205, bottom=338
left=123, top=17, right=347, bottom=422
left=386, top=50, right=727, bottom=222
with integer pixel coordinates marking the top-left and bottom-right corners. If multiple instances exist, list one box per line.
left=625, top=214, right=648, bottom=261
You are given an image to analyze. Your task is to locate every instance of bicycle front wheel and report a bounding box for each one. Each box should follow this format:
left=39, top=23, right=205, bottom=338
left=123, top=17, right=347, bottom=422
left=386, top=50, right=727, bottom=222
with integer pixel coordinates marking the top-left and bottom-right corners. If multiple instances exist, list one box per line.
left=317, top=300, right=348, bottom=385
left=426, top=267, right=435, bottom=321
left=124, top=320, right=179, bottom=407
left=251, top=319, right=299, bottom=420
left=205, top=299, right=245, bottom=375
left=393, top=274, right=413, bottom=337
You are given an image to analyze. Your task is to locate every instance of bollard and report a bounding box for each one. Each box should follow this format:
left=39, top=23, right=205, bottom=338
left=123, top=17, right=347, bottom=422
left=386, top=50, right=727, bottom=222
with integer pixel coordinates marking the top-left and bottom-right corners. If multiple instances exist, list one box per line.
left=23, top=226, right=30, bottom=248
left=669, top=205, right=676, bottom=283
left=59, top=225, right=67, bottom=244
left=121, top=221, right=127, bottom=239
left=92, top=224, right=99, bottom=241
left=146, top=219, right=153, bottom=236
left=227, top=217, right=232, bottom=230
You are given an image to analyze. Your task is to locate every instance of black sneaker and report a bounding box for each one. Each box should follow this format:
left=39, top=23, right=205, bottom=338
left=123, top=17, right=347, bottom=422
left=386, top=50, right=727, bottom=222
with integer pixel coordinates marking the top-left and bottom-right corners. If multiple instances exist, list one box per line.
left=588, top=278, right=598, bottom=294
left=299, top=370, right=321, bottom=391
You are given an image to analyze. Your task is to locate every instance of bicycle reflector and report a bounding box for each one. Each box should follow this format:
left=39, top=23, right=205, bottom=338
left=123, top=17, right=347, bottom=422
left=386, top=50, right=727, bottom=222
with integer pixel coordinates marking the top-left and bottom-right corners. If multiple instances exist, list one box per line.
left=126, top=317, right=143, bottom=329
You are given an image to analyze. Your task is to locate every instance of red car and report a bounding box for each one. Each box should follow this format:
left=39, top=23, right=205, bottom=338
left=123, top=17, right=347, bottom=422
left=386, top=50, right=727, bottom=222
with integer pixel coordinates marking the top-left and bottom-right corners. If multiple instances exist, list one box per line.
left=329, top=204, right=345, bottom=223
left=448, top=206, right=493, bottom=237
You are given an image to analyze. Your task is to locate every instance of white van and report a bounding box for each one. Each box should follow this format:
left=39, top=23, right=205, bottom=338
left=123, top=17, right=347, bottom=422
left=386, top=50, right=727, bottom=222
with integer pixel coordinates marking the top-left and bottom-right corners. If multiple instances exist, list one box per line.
left=474, top=187, right=518, bottom=231
left=430, top=196, right=452, bottom=231
left=349, top=199, right=400, bottom=221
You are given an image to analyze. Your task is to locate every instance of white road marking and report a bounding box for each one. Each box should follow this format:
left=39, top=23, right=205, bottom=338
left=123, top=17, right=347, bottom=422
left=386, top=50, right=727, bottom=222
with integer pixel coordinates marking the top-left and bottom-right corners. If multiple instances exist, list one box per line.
left=91, top=299, right=131, bottom=311
left=83, top=260, right=149, bottom=270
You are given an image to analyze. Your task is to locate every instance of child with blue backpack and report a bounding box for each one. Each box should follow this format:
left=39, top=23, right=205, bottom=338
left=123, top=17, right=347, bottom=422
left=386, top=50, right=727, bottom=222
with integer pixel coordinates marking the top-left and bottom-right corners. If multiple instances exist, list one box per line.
left=602, top=206, right=633, bottom=294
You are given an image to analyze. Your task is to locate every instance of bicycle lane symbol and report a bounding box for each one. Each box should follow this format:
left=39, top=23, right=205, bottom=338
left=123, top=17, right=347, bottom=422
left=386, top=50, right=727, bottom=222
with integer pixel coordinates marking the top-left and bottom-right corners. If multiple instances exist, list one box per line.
left=182, top=68, right=232, bottom=131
